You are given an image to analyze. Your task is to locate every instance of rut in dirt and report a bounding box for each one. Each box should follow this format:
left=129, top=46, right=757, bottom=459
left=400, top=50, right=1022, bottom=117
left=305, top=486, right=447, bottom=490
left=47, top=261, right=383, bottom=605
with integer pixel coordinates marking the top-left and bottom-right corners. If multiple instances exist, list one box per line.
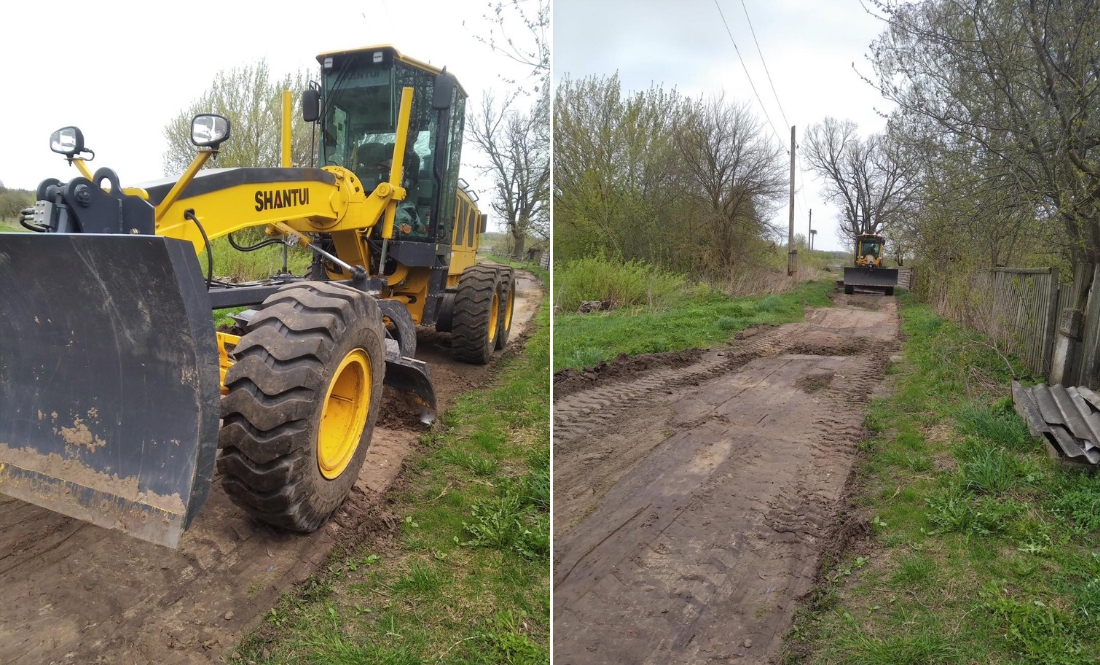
left=552, top=298, right=899, bottom=664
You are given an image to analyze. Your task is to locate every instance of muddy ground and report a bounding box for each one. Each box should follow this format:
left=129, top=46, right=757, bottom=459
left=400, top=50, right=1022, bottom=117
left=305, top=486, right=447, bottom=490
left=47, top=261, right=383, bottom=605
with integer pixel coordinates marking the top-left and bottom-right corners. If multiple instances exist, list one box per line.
left=0, top=271, right=541, bottom=665
left=553, top=293, right=899, bottom=664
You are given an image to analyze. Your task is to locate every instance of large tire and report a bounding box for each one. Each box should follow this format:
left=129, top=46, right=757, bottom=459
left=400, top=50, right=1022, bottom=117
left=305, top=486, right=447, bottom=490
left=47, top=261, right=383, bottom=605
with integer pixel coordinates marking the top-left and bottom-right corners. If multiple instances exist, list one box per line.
left=217, top=282, right=384, bottom=532
left=884, top=286, right=895, bottom=296
left=495, top=268, right=516, bottom=351
left=844, top=284, right=855, bottom=295
left=451, top=265, right=501, bottom=364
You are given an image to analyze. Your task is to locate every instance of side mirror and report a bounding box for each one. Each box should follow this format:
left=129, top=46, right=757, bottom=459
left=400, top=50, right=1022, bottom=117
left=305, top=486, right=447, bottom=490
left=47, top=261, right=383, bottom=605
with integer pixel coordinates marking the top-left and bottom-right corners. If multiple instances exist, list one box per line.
left=191, top=114, right=231, bottom=149
left=50, top=127, right=84, bottom=156
left=302, top=88, right=320, bottom=122
left=432, top=70, right=455, bottom=111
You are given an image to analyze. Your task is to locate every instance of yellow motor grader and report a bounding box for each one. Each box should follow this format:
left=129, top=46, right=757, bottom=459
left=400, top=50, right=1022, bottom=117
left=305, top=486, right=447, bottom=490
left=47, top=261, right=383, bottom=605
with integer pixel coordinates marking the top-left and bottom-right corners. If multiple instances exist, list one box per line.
left=0, top=46, right=517, bottom=547
left=842, top=233, right=898, bottom=296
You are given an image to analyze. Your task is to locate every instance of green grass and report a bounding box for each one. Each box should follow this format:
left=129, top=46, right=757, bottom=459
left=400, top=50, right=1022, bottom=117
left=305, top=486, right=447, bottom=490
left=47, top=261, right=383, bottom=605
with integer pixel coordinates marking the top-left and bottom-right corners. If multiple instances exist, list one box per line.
left=784, top=293, right=1100, bottom=665
left=0, top=219, right=30, bottom=233
left=553, top=279, right=834, bottom=371
left=233, top=295, right=550, bottom=664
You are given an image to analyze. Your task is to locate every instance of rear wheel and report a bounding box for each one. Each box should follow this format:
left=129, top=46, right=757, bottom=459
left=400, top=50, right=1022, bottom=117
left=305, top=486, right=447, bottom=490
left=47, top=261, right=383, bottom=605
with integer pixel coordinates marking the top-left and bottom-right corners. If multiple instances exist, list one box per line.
left=218, top=282, right=384, bottom=532
left=495, top=268, right=516, bottom=350
left=451, top=265, right=501, bottom=364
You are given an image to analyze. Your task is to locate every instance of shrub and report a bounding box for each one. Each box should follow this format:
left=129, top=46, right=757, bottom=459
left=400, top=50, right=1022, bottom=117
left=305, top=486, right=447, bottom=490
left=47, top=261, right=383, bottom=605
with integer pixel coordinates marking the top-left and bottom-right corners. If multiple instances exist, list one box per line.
left=554, top=255, right=684, bottom=312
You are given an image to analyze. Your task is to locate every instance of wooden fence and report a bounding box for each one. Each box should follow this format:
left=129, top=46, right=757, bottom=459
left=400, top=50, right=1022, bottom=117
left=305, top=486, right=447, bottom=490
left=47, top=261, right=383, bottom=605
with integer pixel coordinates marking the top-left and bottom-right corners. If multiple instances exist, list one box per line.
left=931, top=268, right=1059, bottom=377
left=897, top=267, right=914, bottom=290
left=987, top=269, right=1060, bottom=377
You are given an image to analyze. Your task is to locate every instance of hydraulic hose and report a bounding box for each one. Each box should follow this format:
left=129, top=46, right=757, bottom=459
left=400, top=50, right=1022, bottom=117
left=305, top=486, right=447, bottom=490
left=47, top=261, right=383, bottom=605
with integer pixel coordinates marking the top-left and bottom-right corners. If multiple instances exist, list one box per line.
left=184, top=209, right=213, bottom=290
left=227, top=231, right=283, bottom=252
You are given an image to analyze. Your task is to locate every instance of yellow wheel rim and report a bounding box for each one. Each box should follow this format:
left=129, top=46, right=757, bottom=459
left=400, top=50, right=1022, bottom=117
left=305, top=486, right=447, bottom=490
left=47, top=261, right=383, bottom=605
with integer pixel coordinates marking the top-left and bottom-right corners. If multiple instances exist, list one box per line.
left=489, top=291, right=500, bottom=345
left=504, top=285, right=515, bottom=331
left=317, top=349, right=372, bottom=480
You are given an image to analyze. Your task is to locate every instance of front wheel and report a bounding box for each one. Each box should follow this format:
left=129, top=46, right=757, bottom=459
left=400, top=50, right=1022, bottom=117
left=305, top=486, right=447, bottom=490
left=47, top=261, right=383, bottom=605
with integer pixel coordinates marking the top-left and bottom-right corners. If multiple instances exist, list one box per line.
left=217, top=282, right=384, bottom=532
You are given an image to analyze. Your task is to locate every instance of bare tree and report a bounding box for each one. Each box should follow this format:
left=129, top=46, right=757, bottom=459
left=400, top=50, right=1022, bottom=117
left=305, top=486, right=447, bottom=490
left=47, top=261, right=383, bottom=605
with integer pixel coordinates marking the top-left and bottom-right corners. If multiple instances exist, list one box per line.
left=804, top=117, right=915, bottom=246
left=467, top=91, right=550, bottom=258
left=467, top=0, right=550, bottom=259
left=471, top=0, right=550, bottom=86
left=674, top=96, right=787, bottom=272
left=162, top=60, right=314, bottom=174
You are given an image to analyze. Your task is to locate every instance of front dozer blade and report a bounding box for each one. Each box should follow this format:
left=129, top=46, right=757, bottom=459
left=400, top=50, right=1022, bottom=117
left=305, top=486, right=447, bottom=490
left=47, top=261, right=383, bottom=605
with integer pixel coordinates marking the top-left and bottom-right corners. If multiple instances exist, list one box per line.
left=843, top=266, right=899, bottom=290
left=384, top=353, right=438, bottom=424
left=0, top=234, right=220, bottom=548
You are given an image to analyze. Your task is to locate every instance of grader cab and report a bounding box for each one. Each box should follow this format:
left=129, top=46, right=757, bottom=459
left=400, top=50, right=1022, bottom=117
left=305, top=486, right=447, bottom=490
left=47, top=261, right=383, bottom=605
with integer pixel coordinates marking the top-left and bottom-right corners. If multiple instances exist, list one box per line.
left=0, top=46, right=516, bottom=547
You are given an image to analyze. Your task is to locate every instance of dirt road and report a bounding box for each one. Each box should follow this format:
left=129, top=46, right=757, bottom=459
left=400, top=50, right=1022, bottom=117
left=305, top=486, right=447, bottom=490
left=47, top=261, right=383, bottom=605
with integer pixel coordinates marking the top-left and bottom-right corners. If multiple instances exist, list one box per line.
left=553, top=294, right=898, bottom=664
left=0, top=271, right=541, bottom=665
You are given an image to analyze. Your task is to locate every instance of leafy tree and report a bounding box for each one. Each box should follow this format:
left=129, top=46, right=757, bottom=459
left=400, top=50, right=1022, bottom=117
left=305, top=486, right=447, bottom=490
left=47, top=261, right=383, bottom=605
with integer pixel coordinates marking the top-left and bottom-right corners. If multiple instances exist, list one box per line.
left=0, top=188, right=33, bottom=222
left=869, top=0, right=1100, bottom=264
left=162, top=60, right=315, bottom=174
left=554, top=74, right=787, bottom=282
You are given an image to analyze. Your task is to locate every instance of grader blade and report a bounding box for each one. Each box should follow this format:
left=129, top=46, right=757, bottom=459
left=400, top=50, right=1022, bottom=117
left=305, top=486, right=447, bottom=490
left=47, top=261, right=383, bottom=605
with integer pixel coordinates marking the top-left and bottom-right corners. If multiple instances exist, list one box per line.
left=0, top=234, right=220, bottom=548
left=843, top=266, right=899, bottom=290
left=384, top=355, right=438, bottom=423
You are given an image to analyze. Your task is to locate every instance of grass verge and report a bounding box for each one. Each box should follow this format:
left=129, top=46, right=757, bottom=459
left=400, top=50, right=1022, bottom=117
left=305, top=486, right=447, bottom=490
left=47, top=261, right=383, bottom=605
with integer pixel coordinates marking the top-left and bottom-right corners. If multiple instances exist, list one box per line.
left=233, top=295, right=550, bottom=665
left=553, top=279, right=834, bottom=371
left=785, top=293, right=1100, bottom=664
left=0, top=220, right=29, bottom=233
left=485, top=254, right=549, bottom=285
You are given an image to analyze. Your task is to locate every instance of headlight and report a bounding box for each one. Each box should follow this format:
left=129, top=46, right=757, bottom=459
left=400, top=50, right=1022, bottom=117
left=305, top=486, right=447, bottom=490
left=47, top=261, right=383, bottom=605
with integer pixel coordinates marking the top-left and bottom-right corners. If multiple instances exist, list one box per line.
left=191, top=114, right=231, bottom=148
left=49, top=127, right=84, bottom=156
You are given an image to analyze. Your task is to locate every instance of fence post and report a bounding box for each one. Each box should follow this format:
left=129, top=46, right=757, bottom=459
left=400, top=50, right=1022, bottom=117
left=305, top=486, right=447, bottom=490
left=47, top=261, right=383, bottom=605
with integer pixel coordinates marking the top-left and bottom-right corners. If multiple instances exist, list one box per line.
left=1043, top=267, right=1059, bottom=378
left=1076, top=268, right=1100, bottom=389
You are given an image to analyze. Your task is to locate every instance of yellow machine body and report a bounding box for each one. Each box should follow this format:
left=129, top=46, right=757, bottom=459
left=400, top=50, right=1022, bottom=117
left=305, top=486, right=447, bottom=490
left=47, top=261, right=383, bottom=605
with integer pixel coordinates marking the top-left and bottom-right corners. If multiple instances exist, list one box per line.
left=0, top=45, right=505, bottom=548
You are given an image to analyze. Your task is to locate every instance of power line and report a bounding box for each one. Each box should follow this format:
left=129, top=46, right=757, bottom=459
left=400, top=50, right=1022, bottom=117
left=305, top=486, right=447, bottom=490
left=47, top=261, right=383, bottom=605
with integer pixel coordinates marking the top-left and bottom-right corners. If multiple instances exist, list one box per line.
left=737, top=0, right=791, bottom=130
left=712, top=0, right=786, bottom=148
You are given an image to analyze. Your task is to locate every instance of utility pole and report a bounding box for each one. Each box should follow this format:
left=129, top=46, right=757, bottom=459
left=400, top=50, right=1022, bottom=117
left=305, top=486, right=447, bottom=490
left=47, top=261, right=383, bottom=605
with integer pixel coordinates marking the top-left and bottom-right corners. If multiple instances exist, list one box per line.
left=787, top=125, right=796, bottom=276
left=807, top=208, right=813, bottom=252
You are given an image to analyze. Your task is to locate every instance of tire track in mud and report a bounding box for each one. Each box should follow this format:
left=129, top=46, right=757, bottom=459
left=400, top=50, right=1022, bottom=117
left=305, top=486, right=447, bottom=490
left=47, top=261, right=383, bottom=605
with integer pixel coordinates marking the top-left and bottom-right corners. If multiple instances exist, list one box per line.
left=553, top=326, right=798, bottom=448
left=552, top=299, right=898, bottom=664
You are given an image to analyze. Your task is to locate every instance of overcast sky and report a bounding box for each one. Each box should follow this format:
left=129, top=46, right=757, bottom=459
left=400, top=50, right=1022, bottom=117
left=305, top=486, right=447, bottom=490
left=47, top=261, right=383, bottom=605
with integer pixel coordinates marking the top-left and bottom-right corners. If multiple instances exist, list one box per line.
left=0, top=0, right=536, bottom=231
left=554, top=0, right=893, bottom=251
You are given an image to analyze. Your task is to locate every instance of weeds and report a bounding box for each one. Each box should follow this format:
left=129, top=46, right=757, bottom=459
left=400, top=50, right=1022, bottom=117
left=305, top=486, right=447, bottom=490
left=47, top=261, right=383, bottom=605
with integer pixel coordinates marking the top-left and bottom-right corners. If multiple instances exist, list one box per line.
left=554, top=255, right=684, bottom=312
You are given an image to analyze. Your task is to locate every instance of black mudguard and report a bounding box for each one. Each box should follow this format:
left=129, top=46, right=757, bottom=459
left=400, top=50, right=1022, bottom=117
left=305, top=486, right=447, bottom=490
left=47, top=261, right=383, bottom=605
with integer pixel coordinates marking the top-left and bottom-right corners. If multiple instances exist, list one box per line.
left=0, top=234, right=220, bottom=548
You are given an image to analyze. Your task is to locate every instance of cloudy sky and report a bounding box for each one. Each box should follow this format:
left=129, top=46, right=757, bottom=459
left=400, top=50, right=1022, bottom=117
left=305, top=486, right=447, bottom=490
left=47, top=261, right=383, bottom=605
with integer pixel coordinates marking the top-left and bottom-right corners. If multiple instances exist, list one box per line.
left=554, top=0, right=893, bottom=251
left=0, top=0, right=537, bottom=229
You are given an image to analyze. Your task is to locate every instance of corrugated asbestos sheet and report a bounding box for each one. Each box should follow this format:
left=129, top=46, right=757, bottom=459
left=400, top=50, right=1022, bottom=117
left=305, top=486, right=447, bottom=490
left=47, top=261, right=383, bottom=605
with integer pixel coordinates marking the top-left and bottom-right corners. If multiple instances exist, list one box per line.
left=1012, top=381, right=1100, bottom=465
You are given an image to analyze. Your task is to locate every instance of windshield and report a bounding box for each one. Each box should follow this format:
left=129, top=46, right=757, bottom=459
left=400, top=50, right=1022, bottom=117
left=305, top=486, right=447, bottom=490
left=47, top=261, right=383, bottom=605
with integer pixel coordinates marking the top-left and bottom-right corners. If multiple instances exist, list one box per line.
left=859, top=240, right=882, bottom=258
left=321, top=57, right=441, bottom=240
